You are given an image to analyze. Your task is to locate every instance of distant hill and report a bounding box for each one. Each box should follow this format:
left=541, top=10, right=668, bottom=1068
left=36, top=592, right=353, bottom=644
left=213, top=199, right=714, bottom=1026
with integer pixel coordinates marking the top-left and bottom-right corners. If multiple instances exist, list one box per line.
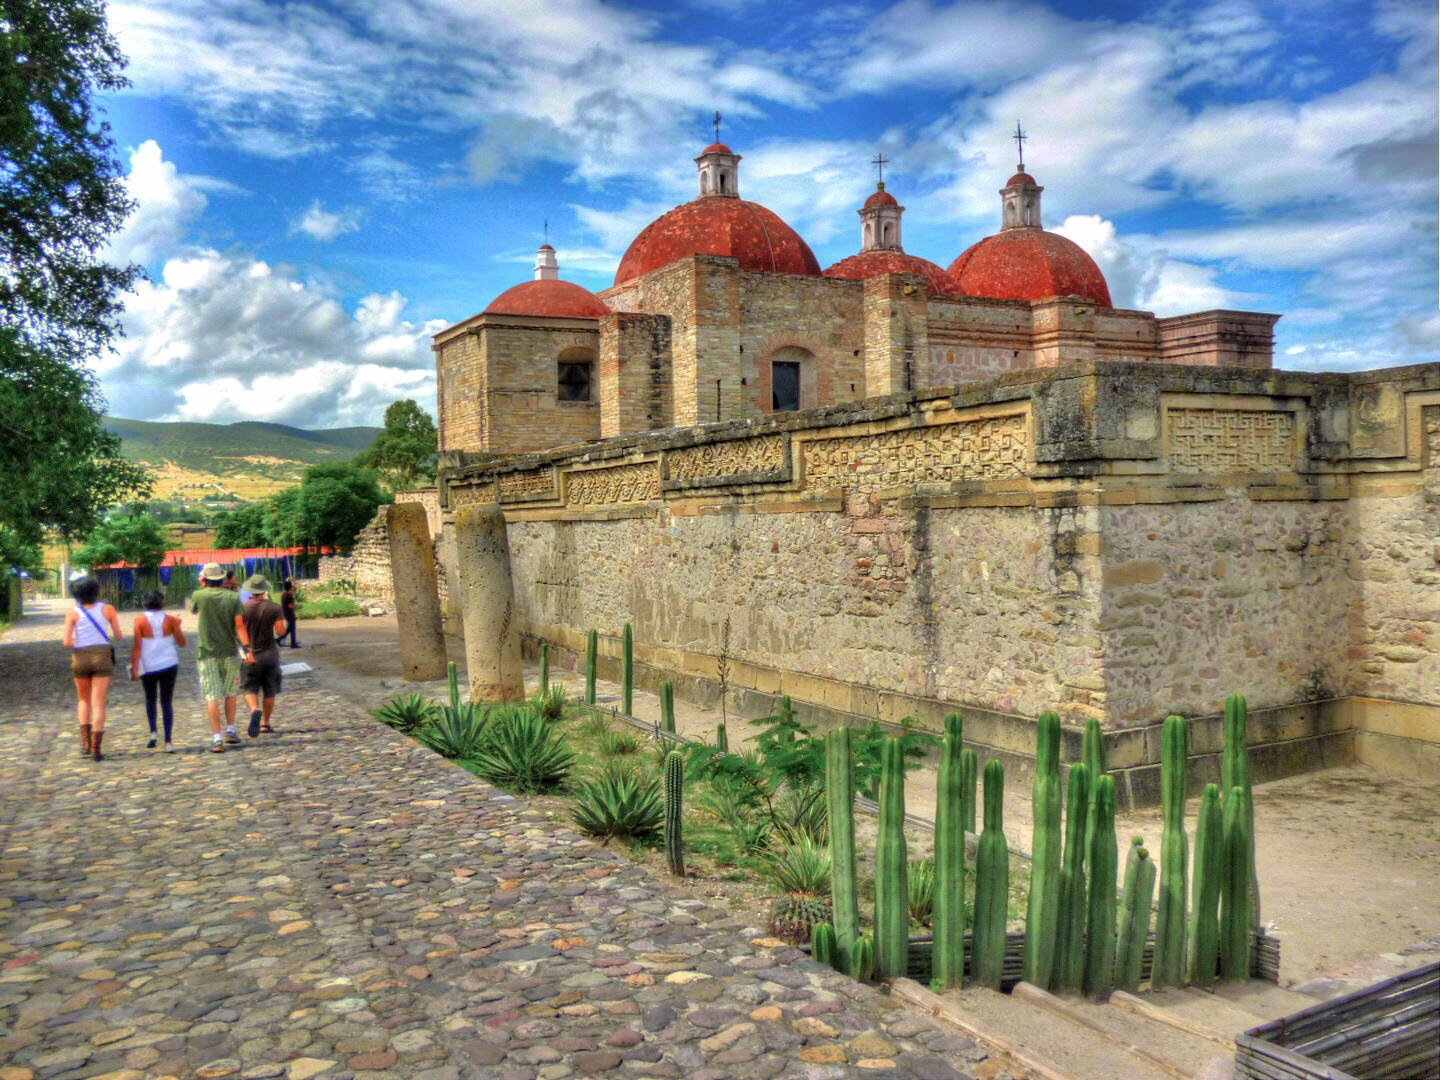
left=105, top=417, right=382, bottom=502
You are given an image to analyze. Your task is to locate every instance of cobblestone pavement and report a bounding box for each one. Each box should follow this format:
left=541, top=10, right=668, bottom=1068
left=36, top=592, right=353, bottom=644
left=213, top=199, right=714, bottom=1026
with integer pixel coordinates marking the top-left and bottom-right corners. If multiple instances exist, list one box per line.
left=0, top=602, right=988, bottom=1080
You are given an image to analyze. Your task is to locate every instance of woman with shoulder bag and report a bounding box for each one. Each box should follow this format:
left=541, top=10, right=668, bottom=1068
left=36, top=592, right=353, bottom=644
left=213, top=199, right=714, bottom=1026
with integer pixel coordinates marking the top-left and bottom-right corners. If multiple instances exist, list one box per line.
left=62, top=575, right=123, bottom=761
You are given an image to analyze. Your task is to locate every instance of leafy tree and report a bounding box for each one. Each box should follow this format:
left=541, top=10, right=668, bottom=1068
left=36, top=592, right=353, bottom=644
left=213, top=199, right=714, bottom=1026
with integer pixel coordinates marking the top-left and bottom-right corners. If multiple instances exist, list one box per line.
left=213, top=502, right=268, bottom=548
left=1, top=1, right=150, bottom=551
left=293, top=462, right=389, bottom=552
left=354, top=399, right=437, bottom=490
left=74, top=512, right=167, bottom=570
left=264, top=486, right=303, bottom=548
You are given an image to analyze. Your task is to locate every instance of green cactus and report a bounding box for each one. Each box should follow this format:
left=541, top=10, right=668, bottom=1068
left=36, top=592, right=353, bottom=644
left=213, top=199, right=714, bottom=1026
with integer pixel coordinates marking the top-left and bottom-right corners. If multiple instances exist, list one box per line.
left=1220, top=785, right=1252, bottom=981
left=825, top=727, right=860, bottom=973
left=933, top=713, right=966, bottom=988
left=960, top=747, right=978, bottom=834
left=1222, top=693, right=1260, bottom=928
left=621, top=623, right=634, bottom=715
left=1082, top=717, right=1106, bottom=869
left=1024, top=711, right=1064, bottom=990
left=663, top=750, right=685, bottom=878
left=447, top=660, right=460, bottom=710
left=1055, top=762, right=1092, bottom=993
left=811, top=922, right=838, bottom=968
left=1082, top=774, right=1118, bottom=1000
left=874, top=736, right=910, bottom=980
left=973, top=759, right=1009, bottom=991
left=769, top=894, right=832, bottom=945
left=716, top=721, right=728, bottom=753
left=538, top=642, right=549, bottom=694
left=1152, top=714, right=1189, bottom=988
left=660, top=680, right=676, bottom=734
left=850, top=933, right=876, bottom=982
left=1115, top=843, right=1156, bottom=992
left=1188, top=783, right=1224, bottom=988
left=584, top=630, right=597, bottom=705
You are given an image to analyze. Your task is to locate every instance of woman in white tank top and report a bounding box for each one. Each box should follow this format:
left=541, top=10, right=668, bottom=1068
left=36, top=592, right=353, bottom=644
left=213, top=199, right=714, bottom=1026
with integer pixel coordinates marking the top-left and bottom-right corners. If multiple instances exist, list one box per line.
left=130, top=589, right=186, bottom=751
left=62, top=575, right=123, bottom=761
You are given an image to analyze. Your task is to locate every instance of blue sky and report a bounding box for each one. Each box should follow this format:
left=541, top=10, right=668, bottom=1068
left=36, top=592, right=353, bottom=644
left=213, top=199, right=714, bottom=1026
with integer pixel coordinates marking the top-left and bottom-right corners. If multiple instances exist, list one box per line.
left=97, top=0, right=1437, bottom=427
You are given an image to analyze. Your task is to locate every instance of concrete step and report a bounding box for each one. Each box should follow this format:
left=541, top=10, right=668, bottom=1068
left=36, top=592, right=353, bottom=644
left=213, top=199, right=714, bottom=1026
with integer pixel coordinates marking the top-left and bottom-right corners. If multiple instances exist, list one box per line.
left=1130, top=985, right=1279, bottom=1042
left=946, top=984, right=1176, bottom=1080
left=1035, top=988, right=1231, bottom=1079
left=1209, top=980, right=1322, bottom=1023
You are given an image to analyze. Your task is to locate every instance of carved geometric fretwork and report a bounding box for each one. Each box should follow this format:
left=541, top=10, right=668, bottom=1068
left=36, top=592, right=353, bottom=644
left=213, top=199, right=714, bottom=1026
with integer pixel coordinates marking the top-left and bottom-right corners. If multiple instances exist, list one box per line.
left=565, top=461, right=661, bottom=506
left=448, top=482, right=496, bottom=507
left=498, top=467, right=557, bottom=503
left=664, top=434, right=789, bottom=488
left=803, top=413, right=1028, bottom=490
left=1167, top=408, right=1296, bottom=473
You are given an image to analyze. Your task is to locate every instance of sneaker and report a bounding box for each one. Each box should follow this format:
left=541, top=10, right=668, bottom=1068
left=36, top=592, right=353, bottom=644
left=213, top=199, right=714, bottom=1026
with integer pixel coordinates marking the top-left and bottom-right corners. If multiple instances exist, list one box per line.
left=163, top=741, right=174, bottom=753
left=224, top=729, right=241, bottom=745
left=211, top=739, right=226, bottom=754
left=147, top=736, right=157, bottom=749
left=248, top=709, right=262, bottom=739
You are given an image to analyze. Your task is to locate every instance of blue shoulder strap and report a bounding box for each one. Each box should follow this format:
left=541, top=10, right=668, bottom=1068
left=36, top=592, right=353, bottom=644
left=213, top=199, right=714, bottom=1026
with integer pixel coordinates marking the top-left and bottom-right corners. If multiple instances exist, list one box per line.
left=78, top=605, right=110, bottom=643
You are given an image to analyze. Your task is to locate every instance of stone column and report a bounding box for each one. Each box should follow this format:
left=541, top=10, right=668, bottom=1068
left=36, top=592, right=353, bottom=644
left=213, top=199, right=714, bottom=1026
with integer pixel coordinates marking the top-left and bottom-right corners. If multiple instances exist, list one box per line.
left=386, top=502, right=448, bottom=681
left=453, top=502, right=525, bottom=702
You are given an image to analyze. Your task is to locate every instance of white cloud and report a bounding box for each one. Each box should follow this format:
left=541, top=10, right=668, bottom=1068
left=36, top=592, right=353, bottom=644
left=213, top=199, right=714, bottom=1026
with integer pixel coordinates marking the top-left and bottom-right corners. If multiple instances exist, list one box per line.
left=291, top=200, right=361, bottom=242
left=107, top=140, right=208, bottom=267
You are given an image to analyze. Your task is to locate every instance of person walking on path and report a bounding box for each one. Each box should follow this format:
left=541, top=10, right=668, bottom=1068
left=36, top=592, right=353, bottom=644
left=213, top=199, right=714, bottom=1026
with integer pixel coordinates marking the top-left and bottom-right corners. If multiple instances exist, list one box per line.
left=129, top=589, right=186, bottom=753
left=62, top=575, right=123, bottom=761
left=190, top=562, right=254, bottom=753
left=278, top=578, right=300, bottom=648
left=240, top=575, right=287, bottom=738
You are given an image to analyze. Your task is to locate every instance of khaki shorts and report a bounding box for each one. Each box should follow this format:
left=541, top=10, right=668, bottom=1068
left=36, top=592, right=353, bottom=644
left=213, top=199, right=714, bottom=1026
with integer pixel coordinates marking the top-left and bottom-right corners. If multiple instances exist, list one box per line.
left=71, top=644, right=115, bottom=678
left=198, top=655, right=241, bottom=701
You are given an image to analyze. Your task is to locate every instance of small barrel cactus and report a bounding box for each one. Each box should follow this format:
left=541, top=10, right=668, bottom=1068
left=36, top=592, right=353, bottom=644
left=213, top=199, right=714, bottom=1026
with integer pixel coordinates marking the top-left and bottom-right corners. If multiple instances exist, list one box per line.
left=811, top=922, right=838, bottom=968
left=850, top=933, right=876, bottom=982
left=769, top=894, right=833, bottom=946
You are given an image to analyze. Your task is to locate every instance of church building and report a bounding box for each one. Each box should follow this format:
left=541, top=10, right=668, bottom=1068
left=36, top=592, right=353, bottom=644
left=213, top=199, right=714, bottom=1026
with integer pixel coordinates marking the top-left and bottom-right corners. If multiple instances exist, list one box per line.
left=434, top=136, right=1280, bottom=457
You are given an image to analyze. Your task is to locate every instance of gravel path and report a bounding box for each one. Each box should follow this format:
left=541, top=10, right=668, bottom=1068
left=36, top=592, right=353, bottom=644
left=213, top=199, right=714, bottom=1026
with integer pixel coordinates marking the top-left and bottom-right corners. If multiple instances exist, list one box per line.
left=0, top=601, right=992, bottom=1080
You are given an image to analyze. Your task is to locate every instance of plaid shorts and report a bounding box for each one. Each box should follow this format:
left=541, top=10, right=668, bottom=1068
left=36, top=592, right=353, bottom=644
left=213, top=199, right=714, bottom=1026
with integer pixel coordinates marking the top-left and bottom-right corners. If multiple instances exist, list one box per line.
left=197, top=655, right=241, bottom=701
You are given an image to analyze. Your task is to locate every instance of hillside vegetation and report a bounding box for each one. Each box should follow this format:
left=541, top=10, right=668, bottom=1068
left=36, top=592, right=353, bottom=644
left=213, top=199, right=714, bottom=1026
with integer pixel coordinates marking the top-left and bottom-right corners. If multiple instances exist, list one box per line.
left=104, top=417, right=382, bottom=501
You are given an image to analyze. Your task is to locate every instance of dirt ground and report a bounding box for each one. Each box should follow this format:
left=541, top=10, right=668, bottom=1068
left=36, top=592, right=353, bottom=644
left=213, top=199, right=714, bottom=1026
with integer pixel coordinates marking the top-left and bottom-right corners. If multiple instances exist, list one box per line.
left=302, top=612, right=1440, bottom=990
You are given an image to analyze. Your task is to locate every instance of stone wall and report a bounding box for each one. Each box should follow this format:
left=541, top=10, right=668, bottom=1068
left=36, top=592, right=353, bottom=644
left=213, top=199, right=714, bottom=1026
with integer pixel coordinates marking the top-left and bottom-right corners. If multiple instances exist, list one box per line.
left=440, top=360, right=1440, bottom=801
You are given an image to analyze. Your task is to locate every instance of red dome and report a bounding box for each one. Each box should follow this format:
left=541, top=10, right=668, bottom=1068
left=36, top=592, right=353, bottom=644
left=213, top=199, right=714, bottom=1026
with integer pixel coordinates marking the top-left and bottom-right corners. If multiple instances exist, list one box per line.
left=484, top=279, right=610, bottom=319
left=701, top=142, right=733, bottom=155
left=1006, top=171, right=1037, bottom=187
left=947, top=229, right=1111, bottom=306
left=823, top=250, right=948, bottom=293
left=614, top=198, right=821, bottom=284
left=864, top=187, right=899, bottom=208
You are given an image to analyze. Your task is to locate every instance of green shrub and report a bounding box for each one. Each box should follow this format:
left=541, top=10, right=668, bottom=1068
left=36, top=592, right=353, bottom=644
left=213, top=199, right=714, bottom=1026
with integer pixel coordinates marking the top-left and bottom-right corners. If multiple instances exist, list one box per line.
left=417, top=701, right=489, bottom=759
left=535, top=683, right=568, bottom=721
left=469, top=708, right=574, bottom=794
left=908, top=857, right=936, bottom=927
left=298, top=597, right=363, bottom=619
left=600, top=728, right=643, bottom=757
left=372, top=693, right=438, bottom=735
left=765, top=836, right=831, bottom=897
left=571, top=765, right=664, bottom=842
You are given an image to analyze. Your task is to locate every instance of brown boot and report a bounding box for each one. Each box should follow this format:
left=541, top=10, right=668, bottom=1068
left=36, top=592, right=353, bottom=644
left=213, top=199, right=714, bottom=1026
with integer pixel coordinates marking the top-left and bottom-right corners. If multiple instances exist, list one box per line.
left=80, top=723, right=92, bottom=755
left=91, top=730, right=104, bottom=762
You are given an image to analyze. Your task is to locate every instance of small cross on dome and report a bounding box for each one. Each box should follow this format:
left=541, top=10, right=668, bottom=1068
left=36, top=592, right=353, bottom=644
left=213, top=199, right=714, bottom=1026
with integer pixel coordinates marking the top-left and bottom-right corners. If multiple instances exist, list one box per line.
left=1012, top=121, right=1027, bottom=171
left=872, top=152, right=889, bottom=186
left=713, top=111, right=722, bottom=142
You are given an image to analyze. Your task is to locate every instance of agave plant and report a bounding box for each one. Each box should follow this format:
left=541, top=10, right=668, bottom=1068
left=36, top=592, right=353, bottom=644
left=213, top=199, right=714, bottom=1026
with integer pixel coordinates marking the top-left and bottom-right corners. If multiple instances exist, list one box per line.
left=416, top=700, right=489, bottom=759
left=571, top=765, right=664, bottom=842
left=908, top=857, right=936, bottom=927
left=765, top=835, right=832, bottom=897
left=469, top=707, right=574, bottom=794
left=600, top=728, right=643, bottom=757
left=534, top=683, right=569, bottom=722
left=372, top=693, right=438, bottom=735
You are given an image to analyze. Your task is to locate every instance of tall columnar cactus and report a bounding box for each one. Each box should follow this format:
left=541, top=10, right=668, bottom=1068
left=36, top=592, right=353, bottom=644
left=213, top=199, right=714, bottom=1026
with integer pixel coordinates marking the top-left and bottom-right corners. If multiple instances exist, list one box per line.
left=659, top=680, right=676, bottom=734
left=960, top=748, right=978, bottom=834
left=1082, top=717, right=1107, bottom=865
left=933, top=713, right=967, bottom=988
left=1082, top=774, right=1118, bottom=1000
left=621, top=622, right=634, bottom=715
left=850, top=933, right=876, bottom=982
left=447, top=660, right=460, bottom=710
left=663, top=750, right=685, bottom=878
left=538, top=642, right=549, bottom=693
left=584, top=630, right=597, bottom=705
left=811, top=922, right=838, bottom=969
left=973, top=759, right=1009, bottom=991
left=1115, top=843, right=1156, bottom=993
left=1055, top=762, right=1092, bottom=992
left=1152, top=714, right=1189, bottom=988
left=874, top=736, right=910, bottom=980
left=825, top=727, right=860, bottom=973
left=1220, top=785, right=1252, bottom=981
left=1024, top=711, right=1063, bottom=989
left=1188, top=784, right=1224, bottom=988
left=1222, top=693, right=1260, bottom=928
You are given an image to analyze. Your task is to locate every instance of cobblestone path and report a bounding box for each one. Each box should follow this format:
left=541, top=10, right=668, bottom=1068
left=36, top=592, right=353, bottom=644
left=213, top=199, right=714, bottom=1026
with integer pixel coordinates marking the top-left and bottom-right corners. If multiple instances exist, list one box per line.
left=0, top=604, right=986, bottom=1080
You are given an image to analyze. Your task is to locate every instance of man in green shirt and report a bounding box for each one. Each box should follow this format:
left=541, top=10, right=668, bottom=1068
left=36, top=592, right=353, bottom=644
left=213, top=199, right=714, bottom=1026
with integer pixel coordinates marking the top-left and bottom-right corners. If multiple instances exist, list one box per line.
left=190, top=562, right=254, bottom=753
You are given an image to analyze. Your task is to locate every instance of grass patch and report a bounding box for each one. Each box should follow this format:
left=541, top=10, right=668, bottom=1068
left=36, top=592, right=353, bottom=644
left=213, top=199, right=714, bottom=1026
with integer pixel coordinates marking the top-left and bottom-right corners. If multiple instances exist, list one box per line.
left=298, top=596, right=363, bottom=618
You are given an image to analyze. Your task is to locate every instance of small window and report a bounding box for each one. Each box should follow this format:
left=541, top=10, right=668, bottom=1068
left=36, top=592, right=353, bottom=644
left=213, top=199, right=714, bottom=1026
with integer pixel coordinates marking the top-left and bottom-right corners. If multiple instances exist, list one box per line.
left=558, top=360, right=593, bottom=403
left=772, top=361, right=800, bottom=412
